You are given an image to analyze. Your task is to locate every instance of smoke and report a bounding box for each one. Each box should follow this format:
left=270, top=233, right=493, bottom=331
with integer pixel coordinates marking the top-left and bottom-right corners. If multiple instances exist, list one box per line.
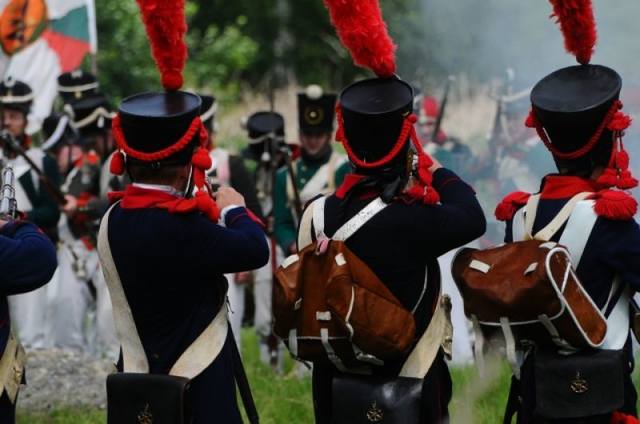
left=408, top=0, right=640, bottom=88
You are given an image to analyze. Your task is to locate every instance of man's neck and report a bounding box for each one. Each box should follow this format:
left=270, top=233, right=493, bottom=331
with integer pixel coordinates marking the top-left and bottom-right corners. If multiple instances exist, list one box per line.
left=132, top=182, right=184, bottom=196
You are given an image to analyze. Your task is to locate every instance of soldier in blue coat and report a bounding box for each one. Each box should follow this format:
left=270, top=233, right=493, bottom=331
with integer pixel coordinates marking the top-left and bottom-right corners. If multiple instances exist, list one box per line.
left=103, top=88, right=268, bottom=422
left=495, top=21, right=640, bottom=423
left=0, top=220, right=57, bottom=422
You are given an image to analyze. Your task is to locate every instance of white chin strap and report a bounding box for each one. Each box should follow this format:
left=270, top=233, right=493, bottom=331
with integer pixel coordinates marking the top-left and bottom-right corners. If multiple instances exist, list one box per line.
left=184, top=164, right=195, bottom=197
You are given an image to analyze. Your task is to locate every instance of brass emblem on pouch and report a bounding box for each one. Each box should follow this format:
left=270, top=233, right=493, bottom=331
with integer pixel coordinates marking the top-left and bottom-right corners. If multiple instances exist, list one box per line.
left=137, top=404, right=153, bottom=424
left=570, top=372, right=589, bottom=394
left=366, top=401, right=384, bottom=422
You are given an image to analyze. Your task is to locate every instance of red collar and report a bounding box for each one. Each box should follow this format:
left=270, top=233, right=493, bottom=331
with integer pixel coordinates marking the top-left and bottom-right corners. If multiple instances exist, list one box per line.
left=336, top=174, right=366, bottom=199
left=540, top=175, right=604, bottom=199
left=109, top=185, right=220, bottom=222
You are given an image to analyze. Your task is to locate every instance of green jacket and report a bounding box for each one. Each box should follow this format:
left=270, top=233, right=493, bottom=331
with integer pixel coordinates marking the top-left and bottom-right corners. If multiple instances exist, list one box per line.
left=274, top=150, right=351, bottom=253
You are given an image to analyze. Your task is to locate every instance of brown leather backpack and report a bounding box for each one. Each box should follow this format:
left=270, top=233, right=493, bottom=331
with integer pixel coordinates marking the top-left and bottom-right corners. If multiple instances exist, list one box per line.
left=451, top=193, right=609, bottom=353
left=452, top=240, right=607, bottom=350
left=274, top=197, right=417, bottom=369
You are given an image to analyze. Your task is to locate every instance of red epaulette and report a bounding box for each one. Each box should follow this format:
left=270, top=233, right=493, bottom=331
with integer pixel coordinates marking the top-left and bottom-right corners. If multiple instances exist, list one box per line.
left=591, top=190, right=638, bottom=221
left=494, top=191, right=531, bottom=222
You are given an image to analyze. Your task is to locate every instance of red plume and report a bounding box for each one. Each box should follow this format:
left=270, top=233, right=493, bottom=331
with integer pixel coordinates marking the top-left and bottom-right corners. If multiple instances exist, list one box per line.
left=322, top=0, right=396, bottom=77
left=548, top=0, right=597, bottom=65
left=136, top=0, right=188, bottom=90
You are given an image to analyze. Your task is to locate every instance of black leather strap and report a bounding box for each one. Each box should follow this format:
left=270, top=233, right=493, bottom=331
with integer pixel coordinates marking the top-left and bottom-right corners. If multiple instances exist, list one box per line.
left=230, top=328, right=259, bottom=424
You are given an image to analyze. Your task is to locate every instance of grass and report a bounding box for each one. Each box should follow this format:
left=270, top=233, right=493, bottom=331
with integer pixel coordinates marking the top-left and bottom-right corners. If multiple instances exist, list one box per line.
left=15, top=330, right=639, bottom=423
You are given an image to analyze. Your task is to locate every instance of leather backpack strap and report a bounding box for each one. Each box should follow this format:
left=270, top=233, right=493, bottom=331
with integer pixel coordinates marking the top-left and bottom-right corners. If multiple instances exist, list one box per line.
left=558, top=199, right=598, bottom=266
left=297, top=196, right=320, bottom=250
left=98, top=203, right=229, bottom=379
left=523, top=192, right=593, bottom=241
left=399, top=291, right=448, bottom=379
left=312, top=195, right=327, bottom=240
left=98, top=202, right=149, bottom=374
left=332, top=197, right=387, bottom=241
left=523, top=194, right=541, bottom=239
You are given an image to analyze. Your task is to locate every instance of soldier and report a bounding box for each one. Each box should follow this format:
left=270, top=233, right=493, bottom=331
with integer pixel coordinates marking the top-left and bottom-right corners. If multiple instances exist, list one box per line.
left=200, top=95, right=270, bottom=357
left=274, top=85, right=349, bottom=256
left=0, top=77, right=62, bottom=349
left=0, top=214, right=57, bottom=423
left=301, top=1, right=486, bottom=421
left=493, top=85, right=554, bottom=195
left=46, top=95, right=116, bottom=354
left=495, top=2, right=640, bottom=421
left=418, top=95, right=475, bottom=181
left=97, top=3, right=267, bottom=420
left=57, top=70, right=101, bottom=105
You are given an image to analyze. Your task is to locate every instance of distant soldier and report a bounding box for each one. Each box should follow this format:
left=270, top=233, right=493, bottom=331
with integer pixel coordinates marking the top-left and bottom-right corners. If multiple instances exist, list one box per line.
left=46, top=94, right=117, bottom=353
left=238, top=111, right=293, bottom=363
left=200, top=95, right=271, bottom=358
left=0, top=77, right=61, bottom=348
left=57, top=70, right=101, bottom=108
left=418, top=95, right=475, bottom=181
left=274, top=85, right=349, bottom=255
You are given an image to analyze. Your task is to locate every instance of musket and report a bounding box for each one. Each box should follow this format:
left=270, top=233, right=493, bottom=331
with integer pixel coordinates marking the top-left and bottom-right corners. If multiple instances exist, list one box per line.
left=431, top=75, right=455, bottom=143
left=0, top=165, right=17, bottom=220
left=282, top=146, right=303, bottom=222
left=0, top=130, right=67, bottom=206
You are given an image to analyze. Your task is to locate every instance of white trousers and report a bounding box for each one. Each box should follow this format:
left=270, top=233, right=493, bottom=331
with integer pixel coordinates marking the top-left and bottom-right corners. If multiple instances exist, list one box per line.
left=226, top=238, right=282, bottom=360
left=8, top=270, right=57, bottom=349
left=47, top=239, right=99, bottom=350
left=46, top=237, right=117, bottom=356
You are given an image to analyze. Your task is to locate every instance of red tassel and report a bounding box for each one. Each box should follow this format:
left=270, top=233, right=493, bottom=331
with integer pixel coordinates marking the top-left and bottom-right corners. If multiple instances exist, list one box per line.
left=192, top=147, right=212, bottom=170
left=423, top=186, right=440, bottom=205
left=525, top=110, right=538, bottom=128
left=110, top=151, right=125, bottom=175
left=608, top=112, right=632, bottom=131
left=548, top=0, right=597, bottom=65
left=616, top=149, right=630, bottom=170
left=610, top=411, right=640, bottom=424
left=593, top=190, right=638, bottom=221
left=495, top=191, right=531, bottom=221
left=194, top=191, right=220, bottom=222
left=417, top=152, right=434, bottom=185
left=596, top=168, right=618, bottom=187
left=322, top=0, right=396, bottom=77
left=617, top=170, right=639, bottom=190
left=135, top=0, right=188, bottom=90
left=405, top=183, right=440, bottom=205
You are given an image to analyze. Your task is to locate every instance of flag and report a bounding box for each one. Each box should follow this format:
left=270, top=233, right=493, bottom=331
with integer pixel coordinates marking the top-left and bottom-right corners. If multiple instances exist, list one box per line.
left=0, top=0, right=97, bottom=133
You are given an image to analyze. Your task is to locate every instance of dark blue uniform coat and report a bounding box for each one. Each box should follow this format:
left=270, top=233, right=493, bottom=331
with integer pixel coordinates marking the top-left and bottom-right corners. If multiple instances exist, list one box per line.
left=0, top=221, right=57, bottom=423
left=108, top=204, right=269, bottom=423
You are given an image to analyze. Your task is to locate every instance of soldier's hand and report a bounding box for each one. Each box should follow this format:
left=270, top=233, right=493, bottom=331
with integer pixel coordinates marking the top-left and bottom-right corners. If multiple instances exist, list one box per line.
left=63, top=195, right=78, bottom=216
left=214, top=187, right=246, bottom=210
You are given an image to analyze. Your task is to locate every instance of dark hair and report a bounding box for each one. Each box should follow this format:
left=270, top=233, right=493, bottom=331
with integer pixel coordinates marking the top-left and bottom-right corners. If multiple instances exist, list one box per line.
left=126, top=160, right=189, bottom=186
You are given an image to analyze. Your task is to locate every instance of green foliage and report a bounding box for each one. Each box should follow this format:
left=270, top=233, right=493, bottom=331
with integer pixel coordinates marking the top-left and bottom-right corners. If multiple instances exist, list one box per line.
left=94, top=0, right=259, bottom=104
left=185, top=15, right=259, bottom=101
left=17, top=408, right=105, bottom=423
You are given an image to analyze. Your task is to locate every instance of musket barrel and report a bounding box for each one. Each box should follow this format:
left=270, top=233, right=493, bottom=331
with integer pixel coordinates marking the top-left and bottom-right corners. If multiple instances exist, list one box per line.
left=0, top=165, right=17, bottom=219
